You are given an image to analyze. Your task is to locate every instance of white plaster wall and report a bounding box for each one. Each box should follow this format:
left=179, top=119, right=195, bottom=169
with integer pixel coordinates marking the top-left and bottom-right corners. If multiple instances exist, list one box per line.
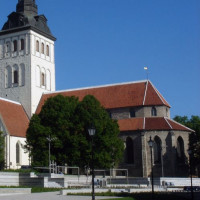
left=30, top=30, right=55, bottom=115
left=9, top=136, right=29, bottom=169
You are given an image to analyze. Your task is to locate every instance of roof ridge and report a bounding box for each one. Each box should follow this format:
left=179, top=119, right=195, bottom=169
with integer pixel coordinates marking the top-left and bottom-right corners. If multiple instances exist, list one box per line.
left=143, top=81, right=148, bottom=105
left=164, top=117, right=172, bottom=129
left=44, top=80, right=148, bottom=95
left=143, top=117, right=146, bottom=130
left=150, top=82, right=171, bottom=107
left=0, top=97, right=21, bottom=105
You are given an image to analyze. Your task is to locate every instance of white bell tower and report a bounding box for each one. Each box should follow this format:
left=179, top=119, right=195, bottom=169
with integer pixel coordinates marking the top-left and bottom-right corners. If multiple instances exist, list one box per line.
left=0, top=0, right=56, bottom=118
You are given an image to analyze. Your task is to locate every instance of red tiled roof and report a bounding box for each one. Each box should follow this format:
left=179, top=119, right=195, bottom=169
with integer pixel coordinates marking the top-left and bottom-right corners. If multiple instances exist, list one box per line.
left=118, top=117, right=193, bottom=132
left=36, top=80, right=170, bottom=114
left=0, top=98, right=29, bottom=137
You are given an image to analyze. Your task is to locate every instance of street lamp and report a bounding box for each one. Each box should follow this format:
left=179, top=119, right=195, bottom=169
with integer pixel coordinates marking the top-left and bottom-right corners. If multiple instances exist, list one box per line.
left=88, top=127, right=96, bottom=200
left=148, top=136, right=154, bottom=200
left=47, top=135, right=56, bottom=174
left=187, top=149, right=194, bottom=200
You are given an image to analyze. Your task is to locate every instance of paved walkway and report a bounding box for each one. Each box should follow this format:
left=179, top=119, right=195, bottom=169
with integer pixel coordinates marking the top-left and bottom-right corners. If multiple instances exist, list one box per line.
left=0, top=192, right=120, bottom=200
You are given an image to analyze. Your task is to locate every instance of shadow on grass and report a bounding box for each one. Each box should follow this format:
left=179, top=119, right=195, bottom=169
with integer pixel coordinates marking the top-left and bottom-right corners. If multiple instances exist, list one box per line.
left=100, top=192, right=190, bottom=200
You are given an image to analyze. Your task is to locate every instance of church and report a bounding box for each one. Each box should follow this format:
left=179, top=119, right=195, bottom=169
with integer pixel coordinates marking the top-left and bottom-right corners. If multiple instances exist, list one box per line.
left=0, top=0, right=193, bottom=177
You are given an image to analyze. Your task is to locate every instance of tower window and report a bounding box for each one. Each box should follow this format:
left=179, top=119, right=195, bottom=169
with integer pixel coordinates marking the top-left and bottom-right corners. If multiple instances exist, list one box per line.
left=41, top=73, right=45, bottom=86
left=46, top=45, right=49, bottom=56
left=13, top=40, right=17, bottom=52
left=36, top=40, right=39, bottom=52
left=6, top=42, right=10, bottom=53
left=20, top=39, right=24, bottom=50
left=130, top=108, right=135, bottom=118
left=14, top=70, right=18, bottom=84
left=151, top=107, right=157, bottom=116
left=41, top=42, right=44, bottom=54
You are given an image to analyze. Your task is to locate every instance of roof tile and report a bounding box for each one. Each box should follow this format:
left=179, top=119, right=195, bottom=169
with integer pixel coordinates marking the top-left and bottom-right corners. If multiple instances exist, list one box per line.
left=0, top=98, right=29, bottom=137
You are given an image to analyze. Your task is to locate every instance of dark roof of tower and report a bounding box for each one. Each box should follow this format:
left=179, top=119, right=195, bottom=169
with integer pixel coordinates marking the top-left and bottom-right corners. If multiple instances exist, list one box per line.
left=0, top=0, right=56, bottom=41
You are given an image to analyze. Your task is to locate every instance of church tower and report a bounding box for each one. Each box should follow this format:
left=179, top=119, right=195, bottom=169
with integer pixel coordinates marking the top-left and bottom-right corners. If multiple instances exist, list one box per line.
left=0, top=0, right=56, bottom=118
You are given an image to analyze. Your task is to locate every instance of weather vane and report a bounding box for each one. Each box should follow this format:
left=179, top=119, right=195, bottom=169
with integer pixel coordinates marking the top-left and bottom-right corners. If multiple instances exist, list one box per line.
left=144, top=66, right=149, bottom=80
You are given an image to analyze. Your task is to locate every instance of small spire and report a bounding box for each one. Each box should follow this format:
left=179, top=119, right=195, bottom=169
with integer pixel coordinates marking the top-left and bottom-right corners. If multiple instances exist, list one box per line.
left=16, top=0, right=38, bottom=16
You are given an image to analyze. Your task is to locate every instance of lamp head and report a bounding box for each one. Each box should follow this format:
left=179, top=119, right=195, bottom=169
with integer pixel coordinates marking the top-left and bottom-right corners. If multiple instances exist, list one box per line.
left=88, top=127, right=96, bottom=136
left=148, top=136, right=154, bottom=148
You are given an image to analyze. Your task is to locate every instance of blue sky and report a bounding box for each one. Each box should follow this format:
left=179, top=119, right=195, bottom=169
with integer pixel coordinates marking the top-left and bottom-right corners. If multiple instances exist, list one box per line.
left=1, top=0, right=200, bottom=118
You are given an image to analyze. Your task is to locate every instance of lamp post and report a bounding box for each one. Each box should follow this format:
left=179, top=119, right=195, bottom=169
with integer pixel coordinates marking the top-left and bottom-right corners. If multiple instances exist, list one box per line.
left=88, top=127, right=96, bottom=200
left=47, top=135, right=56, bottom=174
left=148, top=136, right=154, bottom=200
left=187, top=149, right=194, bottom=200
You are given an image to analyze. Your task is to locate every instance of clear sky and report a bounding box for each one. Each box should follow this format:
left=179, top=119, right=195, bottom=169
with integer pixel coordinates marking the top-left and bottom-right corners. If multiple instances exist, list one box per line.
left=1, top=0, right=199, bottom=118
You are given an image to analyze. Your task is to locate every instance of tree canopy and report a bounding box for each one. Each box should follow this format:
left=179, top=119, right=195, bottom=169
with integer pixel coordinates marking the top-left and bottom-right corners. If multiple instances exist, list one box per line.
left=26, top=95, right=124, bottom=169
left=173, top=115, right=200, bottom=165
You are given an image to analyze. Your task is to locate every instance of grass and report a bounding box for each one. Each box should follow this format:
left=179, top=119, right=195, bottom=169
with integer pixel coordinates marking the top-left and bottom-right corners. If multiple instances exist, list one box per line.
left=31, top=187, right=61, bottom=193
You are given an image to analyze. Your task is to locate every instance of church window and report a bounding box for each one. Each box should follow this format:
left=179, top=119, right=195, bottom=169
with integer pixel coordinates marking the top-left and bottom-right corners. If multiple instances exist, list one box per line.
left=36, top=40, right=39, bottom=52
left=13, top=40, right=17, bottom=52
left=41, top=42, right=44, bottom=54
left=16, top=142, right=20, bottom=164
left=5, top=66, right=12, bottom=88
left=14, top=70, right=18, bottom=84
left=130, top=108, right=135, bottom=118
left=5, top=42, right=10, bottom=53
left=41, top=72, right=45, bottom=86
left=126, top=137, right=134, bottom=164
left=151, top=107, right=157, bottom=116
left=46, top=45, right=49, bottom=56
left=177, top=136, right=185, bottom=163
left=20, top=39, right=24, bottom=50
left=20, top=64, right=25, bottom=86
left=153, top=136, right=162, bottom=164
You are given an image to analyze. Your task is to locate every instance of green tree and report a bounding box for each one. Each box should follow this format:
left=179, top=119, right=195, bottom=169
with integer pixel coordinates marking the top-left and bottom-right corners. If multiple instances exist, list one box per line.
left=0, top=131, right=5, bottom=170
left=173, top=115, right=200, bottom=165
left=26, top=95, right=123, bottom=169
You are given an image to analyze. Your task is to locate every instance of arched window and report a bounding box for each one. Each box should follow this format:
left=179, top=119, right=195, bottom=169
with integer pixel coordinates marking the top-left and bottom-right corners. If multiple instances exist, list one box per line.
left=153, top=136, right=162, bottom=164
left=41, top=72, right=45, bottom=86
left=20, top=39, right=24, bottom=50
left=41, top=42, right=44, bottom=54
left=5, top=41, right=10, bottom=53
left=151, top=107, right=157, bottom=116
left=13, top=40, right=17, bottom=52
left=36, top=40, right=39, bottom=52
left=16, top=142, right=20, bottom=164
left=177, top=136, right=185, bottom=163
left=20, top=64, right=25, bottom=86
left=46, top=45, right=49, bottom=56
left=5, top=66, right=12, bottom=88
left=13, top=70, right=18, bottom=84
left=126, top=137, right=134, bottom=164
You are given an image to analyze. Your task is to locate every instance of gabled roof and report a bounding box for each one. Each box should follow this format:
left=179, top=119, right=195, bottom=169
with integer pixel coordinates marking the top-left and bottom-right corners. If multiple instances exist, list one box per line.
left=36, top=80, right=170, bottom=113
left=0, top=98, right=29, bottom=137
left=118, top=117, right=194, bottom=132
